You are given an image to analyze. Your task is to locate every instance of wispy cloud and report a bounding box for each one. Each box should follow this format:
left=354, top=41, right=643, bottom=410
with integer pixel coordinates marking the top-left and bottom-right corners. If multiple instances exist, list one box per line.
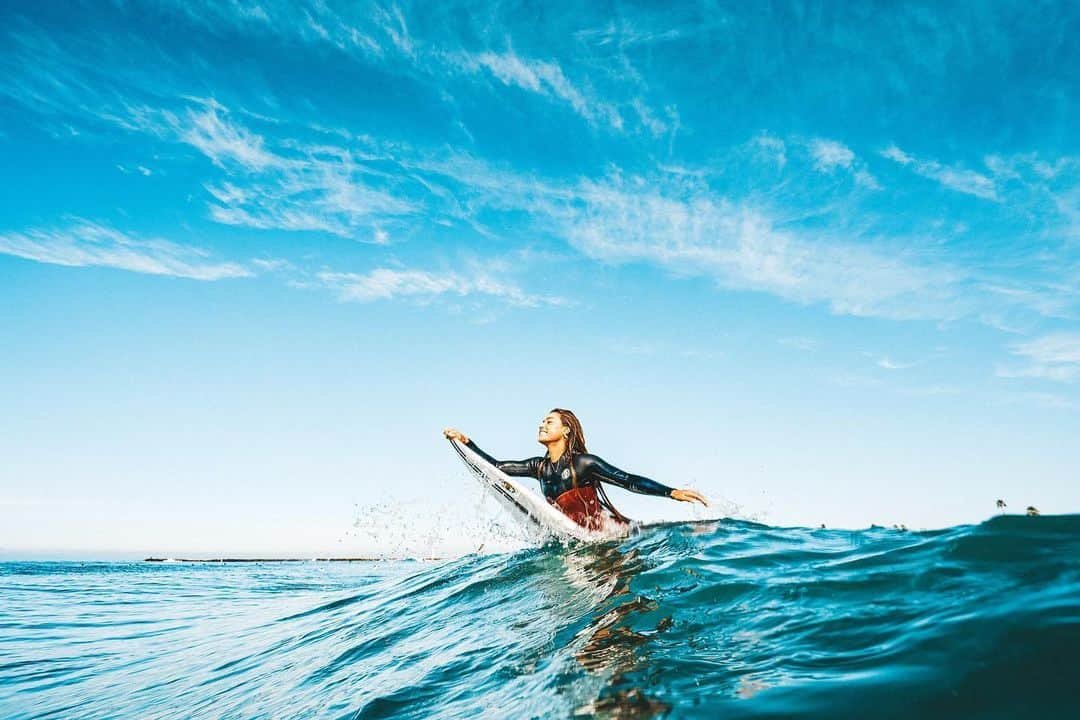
left=250, top=258, right=292, bottom=272
left=984, top=153, right=1074, bottom=183
left=116, top=164, right=153, bottom=176
left=998, top=333, right=1080, bottom=383
left=554, top=176, right=963, bottom=320
left=808, top=138, right=879, bottom=188
left=0, top=221, right=251, bottom=280
left=753, top=133, right=787, bottom=168
left=448, top=49, right=624, bottom=131
left=853, top=170, right=882, bottom=190
left=876, top=356, right=917, bottom=370
left=3, top=14, right=1076, bottom=326
left=10, top=65, right=1073, bottom=326
left=810, top=139, right=855, bottom=173
left=160, top=2, right=664, bottom=135
left=882, top=145, right=998, bottom=200
left=386, top=145, right=1072, bottom=326
left=164, top=0, right=383, bottom=58
left=316, top=267, right=565, bottom=308
left=167, top=102, right=419, bottom=238
left=981, top=283, right=1071, bottom=320
left=178, top=101, right=279, bottom=171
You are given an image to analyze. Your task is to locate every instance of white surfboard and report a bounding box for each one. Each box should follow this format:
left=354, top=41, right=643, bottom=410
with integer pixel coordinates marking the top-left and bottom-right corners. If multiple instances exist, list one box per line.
left=449, top=439, right=630, bottom=544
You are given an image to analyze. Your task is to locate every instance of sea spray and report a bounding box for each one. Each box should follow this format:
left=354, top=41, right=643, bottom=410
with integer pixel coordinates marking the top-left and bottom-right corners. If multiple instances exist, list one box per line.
left=346, top=493, right=532, bottom=559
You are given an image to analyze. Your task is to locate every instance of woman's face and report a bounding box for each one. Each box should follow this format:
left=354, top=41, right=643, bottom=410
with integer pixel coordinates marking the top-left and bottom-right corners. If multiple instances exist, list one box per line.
left=538, top=412, right=568, bottom=444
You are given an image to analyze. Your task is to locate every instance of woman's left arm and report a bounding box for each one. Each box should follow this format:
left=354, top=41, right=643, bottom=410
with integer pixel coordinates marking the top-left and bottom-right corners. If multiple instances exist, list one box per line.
left=582, top=455, right=708, bottom=505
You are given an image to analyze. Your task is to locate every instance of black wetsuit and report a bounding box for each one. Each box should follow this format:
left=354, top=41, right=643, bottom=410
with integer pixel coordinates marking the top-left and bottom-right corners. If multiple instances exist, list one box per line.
left=465, top=440, right=674, bottom=503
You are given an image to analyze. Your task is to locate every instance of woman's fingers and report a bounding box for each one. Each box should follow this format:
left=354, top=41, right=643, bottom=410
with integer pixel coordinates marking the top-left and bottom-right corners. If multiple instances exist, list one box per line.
left=442, top=427, right=468, bottom=443
left=673, top=489, right=709, bottom=506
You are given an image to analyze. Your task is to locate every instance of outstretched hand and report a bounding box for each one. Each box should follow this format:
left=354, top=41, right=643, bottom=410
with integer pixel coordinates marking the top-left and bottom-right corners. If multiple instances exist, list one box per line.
left=443, top=427, right=470, bottom=444
left=671, top=488, right=708, bottom=506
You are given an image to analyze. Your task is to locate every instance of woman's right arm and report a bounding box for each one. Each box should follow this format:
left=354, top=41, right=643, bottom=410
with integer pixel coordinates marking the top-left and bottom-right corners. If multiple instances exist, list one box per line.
left=443, top=428, right=539, bottom=477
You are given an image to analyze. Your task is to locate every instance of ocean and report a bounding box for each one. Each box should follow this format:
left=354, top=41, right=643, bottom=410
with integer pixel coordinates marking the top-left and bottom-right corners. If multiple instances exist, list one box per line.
left=2, top=515, right=1078, bottom=719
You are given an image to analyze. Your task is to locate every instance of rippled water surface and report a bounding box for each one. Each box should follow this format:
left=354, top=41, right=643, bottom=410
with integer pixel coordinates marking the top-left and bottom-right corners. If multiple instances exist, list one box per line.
left=3, top=515, right=1079, bottom=719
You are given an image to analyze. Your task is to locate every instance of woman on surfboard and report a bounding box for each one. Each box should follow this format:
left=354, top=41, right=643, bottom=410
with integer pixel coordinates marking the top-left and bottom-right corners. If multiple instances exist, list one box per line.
left=443, top=409, right=707, bottom=532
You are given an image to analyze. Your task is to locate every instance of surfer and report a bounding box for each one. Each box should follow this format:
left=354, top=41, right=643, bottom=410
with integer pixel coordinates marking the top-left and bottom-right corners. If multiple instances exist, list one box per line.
left=443, top=409, right=707, bottom=531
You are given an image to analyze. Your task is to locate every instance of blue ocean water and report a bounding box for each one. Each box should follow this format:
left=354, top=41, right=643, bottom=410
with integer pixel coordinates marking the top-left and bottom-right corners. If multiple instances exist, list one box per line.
left=2, top=516, right=1078, bottom=719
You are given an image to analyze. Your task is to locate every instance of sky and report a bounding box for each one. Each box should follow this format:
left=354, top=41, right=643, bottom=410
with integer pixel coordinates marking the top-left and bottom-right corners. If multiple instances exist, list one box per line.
left=1, top=0, right=1078, bottom=558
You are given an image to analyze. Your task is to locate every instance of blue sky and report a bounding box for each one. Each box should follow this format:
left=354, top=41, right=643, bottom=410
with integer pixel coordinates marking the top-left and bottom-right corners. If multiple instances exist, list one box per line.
left=1, top=1, right=1078, bottom=557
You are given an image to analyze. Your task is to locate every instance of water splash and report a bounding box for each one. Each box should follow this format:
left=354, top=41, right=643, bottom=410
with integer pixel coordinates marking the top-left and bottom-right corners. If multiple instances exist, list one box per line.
left=345, top=486, right=533, bottom=559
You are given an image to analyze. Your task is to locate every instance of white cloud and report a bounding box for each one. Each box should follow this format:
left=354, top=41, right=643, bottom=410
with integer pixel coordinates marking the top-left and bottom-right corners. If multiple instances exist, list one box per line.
left=373, top=4, right=415, bottom=57
left=753, top=133, right=787, bottom=168
left=876, top=357, right=917, bottom=370
left=810, top=139, right=855, bottom=173
left=881, top=145, right=999, bottom=200
left=250, top=258, right=292, bottom=272
left=1014, top=334, right=1080, bottom=366
left=631, top=97, right=668, bottom=136
left=27, top=70, right=1073, bottom=324
left=204, top=181, right=251, bottom=206
left=982, top=284, right=1070, bottom=319
left=3, top=19, right=1071, bottom=327
left=179, top=103, right=279, bottom=171
left=557, top=177, right=962, bottom=320
left=854, top=170, right=881, bottom=190
left=0, top=52, right=443, bottom=242
left=317, top=267, right=565, bottom=308
left=450, top=49, right=624, bottom=130
left=805, top=138, right=880, bottom=188
left=162, top=2, right=668, bottom=134
left=984, top=153, right=1072, bottom=182
left=165, top=0, right=381, bottom=57
left=160, top=103, right=419, bottom=238
left=881, top=146, right=913, bottom=165
left=999, top=333, right=1080, bottom=383
left=400, top=148, right=1069, bottom=324
left=154, top=3, right=661, bottom=135
left=118, top=101, right=393, bottom=239
left=0, top=221, right=251, bottom=280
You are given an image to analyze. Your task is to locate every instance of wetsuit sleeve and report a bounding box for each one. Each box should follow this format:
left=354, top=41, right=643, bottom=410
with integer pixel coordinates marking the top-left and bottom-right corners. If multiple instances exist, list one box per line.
left=464, top=440, right=539, bottom=477
left=580, top=454, right=674, bottom=497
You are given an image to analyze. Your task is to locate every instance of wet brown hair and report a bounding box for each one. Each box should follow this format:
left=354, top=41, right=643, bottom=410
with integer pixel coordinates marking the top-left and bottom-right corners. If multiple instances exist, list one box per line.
left=547, top=408, right=587, bottom=487
left=551, top=408, right=587, bottom=455
left=544, top=408, right=628, bottom=522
